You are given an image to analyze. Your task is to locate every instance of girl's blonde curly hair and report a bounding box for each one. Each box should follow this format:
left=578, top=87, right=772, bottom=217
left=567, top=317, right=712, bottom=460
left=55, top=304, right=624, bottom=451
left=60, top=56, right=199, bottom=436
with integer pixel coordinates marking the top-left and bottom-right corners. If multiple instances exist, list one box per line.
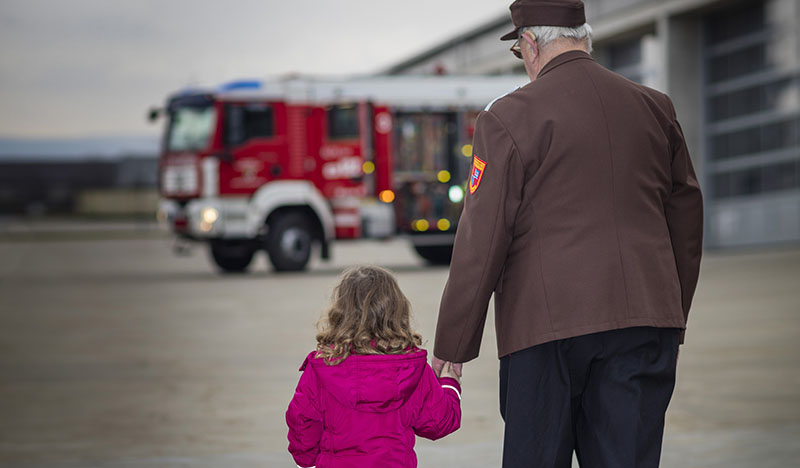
left=315, top=265, right=422, bottom=365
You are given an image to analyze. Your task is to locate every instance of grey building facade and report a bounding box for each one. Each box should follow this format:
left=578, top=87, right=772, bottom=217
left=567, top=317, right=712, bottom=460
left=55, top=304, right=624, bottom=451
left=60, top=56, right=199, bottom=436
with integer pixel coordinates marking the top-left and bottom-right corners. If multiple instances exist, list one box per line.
left=386, top=0, right=800, bottom=249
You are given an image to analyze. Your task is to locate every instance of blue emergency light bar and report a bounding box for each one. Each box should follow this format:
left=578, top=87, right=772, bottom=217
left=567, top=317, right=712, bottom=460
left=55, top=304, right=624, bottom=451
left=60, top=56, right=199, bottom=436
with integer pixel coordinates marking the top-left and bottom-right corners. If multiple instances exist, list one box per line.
left=218, top=80, right=263, bottom=92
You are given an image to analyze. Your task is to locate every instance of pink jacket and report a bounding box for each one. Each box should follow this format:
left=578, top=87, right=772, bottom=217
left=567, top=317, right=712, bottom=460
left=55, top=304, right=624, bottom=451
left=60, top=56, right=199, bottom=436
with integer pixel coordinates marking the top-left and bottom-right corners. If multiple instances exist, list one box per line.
left=286, top=349, right=461, bottom=468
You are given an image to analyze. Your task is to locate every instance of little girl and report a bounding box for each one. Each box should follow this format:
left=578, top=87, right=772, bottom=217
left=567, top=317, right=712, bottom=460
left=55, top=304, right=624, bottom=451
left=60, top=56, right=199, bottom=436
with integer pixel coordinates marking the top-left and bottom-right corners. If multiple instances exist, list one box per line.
left=286, top=265, right=462, bottom=468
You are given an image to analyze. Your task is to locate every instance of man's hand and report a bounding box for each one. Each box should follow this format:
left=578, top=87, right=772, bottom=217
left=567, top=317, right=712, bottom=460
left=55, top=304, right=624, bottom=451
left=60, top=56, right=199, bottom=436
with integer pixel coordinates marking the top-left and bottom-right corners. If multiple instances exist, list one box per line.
left=431, top=356, right=463, bottom=378
left=440, top=362, right=462, bottom=384
left=431, top=356, right=446, bottom=376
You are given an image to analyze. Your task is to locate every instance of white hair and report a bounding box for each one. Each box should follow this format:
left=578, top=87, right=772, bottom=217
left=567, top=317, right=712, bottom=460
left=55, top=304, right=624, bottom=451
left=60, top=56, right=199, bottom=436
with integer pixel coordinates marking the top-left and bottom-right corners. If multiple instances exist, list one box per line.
left=520, top=23, right=593, bottom=53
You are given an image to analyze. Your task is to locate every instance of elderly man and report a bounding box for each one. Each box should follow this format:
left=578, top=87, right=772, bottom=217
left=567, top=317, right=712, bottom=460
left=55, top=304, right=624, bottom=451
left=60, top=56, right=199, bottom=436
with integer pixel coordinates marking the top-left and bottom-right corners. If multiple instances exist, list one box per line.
left=431, top=0, right=704, bottom=467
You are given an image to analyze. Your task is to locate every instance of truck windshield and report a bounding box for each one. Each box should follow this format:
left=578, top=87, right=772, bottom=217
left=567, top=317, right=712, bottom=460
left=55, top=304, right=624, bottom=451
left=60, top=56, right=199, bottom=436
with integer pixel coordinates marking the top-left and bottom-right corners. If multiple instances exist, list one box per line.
left=166, top=101, right=216, bottom=152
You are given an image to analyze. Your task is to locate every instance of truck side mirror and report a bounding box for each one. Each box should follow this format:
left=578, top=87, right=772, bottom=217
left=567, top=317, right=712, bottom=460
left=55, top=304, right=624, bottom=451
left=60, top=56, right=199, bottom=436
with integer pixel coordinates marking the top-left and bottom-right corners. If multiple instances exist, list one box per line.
left=147, top=107, right=162, bottom=123
left=215, top=152, right=234, bottom=163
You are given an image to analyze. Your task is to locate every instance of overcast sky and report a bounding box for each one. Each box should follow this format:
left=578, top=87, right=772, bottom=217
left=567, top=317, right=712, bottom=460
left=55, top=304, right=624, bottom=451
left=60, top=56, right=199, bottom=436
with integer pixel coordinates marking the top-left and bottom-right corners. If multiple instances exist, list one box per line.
left=0, top=0, right=510, bottom=139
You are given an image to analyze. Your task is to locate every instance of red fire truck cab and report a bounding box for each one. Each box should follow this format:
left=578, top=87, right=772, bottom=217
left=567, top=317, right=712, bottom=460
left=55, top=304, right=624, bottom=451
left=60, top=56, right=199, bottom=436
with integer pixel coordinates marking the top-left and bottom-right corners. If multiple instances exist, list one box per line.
left=151, top=75, right=525, bottom=273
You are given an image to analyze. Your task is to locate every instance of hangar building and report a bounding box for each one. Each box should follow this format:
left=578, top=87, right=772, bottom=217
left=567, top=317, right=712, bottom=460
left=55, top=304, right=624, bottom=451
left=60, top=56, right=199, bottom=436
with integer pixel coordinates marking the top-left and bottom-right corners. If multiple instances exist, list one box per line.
left=387, top=0, right=800, bottom=249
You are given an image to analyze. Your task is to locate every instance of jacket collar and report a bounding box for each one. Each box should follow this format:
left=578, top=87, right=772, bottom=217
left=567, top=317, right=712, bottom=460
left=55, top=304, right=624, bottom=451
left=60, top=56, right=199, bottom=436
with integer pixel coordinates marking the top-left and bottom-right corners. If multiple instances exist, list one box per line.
left=537, top=49, right=594, bottom=79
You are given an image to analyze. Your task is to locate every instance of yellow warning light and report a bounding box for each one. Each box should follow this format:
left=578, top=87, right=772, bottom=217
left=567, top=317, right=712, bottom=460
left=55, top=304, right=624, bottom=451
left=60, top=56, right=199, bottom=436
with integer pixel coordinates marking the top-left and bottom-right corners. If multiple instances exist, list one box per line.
left=415, top=219, right=430, bottom=231
left=437, top=218, right=451, bottom=231
left=379, top=190, right=395, bottom=203
left=362, top=161, right=376, bottom=174
left=437, top=170, right=451, bottom=183
left=461, top=144, right=473, bottom=157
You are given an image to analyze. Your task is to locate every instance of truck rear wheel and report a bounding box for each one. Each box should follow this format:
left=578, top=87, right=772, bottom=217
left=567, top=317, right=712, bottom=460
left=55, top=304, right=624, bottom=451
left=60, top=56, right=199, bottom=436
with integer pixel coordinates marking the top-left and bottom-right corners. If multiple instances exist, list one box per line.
left=209, top=240, right=255, bottom=273
left=267, top=212, right=312, bottom=272
left=413, top=245, right=453, bottom=265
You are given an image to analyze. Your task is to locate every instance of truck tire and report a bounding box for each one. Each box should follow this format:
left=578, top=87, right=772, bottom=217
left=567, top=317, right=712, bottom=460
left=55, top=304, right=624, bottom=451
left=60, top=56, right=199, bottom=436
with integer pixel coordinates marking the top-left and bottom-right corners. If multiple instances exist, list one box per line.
left=267, top=212, right=313, bottom=272
left=209, top=240, right=255, bottom=273
left=413, top=245, right=453, bottom=265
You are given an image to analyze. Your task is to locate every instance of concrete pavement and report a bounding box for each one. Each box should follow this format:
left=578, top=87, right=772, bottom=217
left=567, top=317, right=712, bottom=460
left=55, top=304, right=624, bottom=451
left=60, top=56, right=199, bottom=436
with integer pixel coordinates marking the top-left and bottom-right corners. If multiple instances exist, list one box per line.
left=0, top=235, right=798, bottom=467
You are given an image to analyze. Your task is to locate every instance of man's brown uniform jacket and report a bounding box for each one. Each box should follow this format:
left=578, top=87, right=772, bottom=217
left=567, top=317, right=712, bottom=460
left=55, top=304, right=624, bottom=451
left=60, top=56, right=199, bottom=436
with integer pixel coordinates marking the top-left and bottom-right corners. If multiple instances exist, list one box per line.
left=435, top=51, right=703, bottom=363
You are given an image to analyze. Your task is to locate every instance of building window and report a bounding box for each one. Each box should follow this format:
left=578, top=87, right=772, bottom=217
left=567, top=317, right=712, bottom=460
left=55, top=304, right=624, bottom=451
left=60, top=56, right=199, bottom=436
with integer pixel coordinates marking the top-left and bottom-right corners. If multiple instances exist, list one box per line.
left=711, top=117, right=799, bottom=160
left=709, top=77, right=797, bottom=122
left=705, top=2, right=765, bottom=45
left=708, top=43, right=767, bottom=83
left=609, top=39, right=642, bottom=70
left=713, top=161, right=799, bottom=199
left=596, top=37, right=645, bottom=83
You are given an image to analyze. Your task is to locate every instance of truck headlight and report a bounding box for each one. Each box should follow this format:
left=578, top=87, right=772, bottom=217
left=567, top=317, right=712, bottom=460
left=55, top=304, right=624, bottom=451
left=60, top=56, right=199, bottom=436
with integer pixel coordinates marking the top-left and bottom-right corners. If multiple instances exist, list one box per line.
left=201, top=207, right=219, bottom=224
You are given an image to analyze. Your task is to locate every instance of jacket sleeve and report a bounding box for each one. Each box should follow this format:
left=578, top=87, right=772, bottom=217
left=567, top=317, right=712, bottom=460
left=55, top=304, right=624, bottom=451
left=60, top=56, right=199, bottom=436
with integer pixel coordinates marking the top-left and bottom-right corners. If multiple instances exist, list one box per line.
left=412, top=364, right=462, bottom=440
left=664, top=97, right=704, bottom=343
left=434, top=110, right=524, bottom=362
left=286, top=356, right=322, bottom=468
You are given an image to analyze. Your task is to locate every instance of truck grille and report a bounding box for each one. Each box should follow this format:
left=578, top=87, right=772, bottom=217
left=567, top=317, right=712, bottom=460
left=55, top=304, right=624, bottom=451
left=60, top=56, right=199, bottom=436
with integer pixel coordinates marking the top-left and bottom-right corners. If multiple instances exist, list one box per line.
left=162, top=165, right=199, bottom=196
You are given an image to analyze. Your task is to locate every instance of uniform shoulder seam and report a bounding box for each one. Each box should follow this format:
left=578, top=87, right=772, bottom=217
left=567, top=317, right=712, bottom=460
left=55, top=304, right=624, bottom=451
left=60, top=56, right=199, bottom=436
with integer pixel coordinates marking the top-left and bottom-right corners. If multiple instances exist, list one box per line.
left=483, top=110, right=522, bottom=167
left=663, top=92, right=677, bottom=120
left=484, top=86, right=519, bottom=111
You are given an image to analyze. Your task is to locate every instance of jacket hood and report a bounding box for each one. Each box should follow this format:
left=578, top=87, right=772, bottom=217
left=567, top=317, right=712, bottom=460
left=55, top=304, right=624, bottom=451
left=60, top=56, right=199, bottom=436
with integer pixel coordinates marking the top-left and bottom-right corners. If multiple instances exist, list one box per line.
left=304, top=349, right=428, bottom=413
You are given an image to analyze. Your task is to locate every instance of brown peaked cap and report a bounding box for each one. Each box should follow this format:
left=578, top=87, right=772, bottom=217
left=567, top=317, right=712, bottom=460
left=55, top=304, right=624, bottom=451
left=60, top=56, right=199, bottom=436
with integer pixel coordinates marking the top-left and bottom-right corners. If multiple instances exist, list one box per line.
left=500, top=0, right=586, bottom=41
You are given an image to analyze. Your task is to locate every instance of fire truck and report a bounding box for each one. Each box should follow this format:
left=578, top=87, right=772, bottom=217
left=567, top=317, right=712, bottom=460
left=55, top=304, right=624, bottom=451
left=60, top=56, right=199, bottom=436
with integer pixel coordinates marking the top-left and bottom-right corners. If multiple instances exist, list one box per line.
left=151, top=75, right=526, bottom=273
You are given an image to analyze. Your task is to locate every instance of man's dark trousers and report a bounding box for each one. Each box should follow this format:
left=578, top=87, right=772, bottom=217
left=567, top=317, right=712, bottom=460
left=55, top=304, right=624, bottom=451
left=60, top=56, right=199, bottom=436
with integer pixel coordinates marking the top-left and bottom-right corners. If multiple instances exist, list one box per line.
left=499, top=326, right=680, bottom=468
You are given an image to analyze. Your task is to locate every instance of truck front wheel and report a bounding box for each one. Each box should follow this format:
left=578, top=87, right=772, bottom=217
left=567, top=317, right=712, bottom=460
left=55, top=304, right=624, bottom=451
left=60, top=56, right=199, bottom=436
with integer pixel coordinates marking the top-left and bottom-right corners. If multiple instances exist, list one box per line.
left=266, top=212, right=313, bottom=272
left=209, top=240, right=256, bottom=273
left=413, top=245, right=453, bottom=265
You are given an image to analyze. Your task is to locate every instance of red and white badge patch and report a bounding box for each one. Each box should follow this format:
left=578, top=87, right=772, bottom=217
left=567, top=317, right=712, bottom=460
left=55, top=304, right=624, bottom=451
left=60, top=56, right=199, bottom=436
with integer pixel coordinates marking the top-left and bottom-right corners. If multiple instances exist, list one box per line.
left=469, top=155, right=487, bottom=194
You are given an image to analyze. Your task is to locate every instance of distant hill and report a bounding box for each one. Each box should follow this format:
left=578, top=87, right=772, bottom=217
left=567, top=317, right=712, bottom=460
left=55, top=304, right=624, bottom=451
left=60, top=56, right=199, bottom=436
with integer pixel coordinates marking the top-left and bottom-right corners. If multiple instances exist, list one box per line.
left=0, top=135, right=160, bottom=161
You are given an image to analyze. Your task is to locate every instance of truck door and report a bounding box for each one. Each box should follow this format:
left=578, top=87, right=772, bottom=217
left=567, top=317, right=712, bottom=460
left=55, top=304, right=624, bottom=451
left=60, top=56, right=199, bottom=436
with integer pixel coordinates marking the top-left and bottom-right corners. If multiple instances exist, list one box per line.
left=218, top=101, right=287, bottom=196
left=319, top=102, right=366, bottom=239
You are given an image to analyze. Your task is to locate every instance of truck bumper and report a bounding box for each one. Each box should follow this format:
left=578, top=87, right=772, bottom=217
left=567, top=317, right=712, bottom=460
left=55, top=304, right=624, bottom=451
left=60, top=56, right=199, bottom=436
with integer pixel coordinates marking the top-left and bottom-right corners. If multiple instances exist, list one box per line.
left=159, top=197, right=251, bottom=240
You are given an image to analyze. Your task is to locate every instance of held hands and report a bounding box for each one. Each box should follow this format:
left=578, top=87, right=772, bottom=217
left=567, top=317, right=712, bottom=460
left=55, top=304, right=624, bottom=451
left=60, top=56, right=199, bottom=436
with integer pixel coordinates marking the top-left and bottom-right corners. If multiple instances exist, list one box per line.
left=431, top=356, right=463, bottom=383
left=440, top=362, right=461, bottom=384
